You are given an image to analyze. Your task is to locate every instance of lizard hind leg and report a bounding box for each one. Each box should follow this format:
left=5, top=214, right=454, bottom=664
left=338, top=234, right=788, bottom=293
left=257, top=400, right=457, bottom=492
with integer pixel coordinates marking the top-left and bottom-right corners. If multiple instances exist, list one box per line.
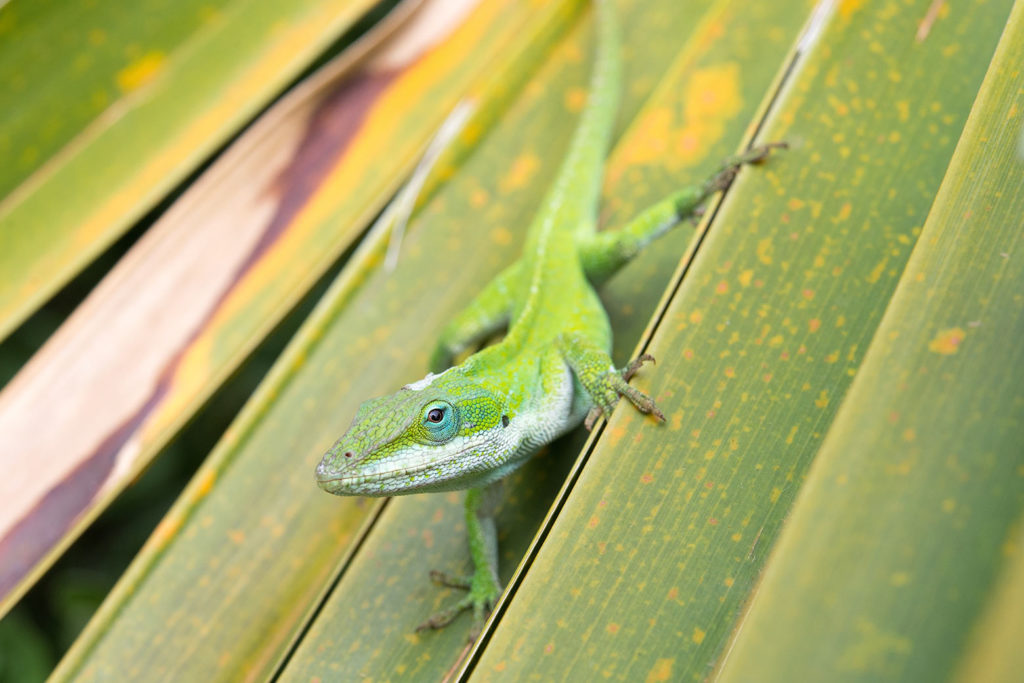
left=557, top=333, right=665, bottom=430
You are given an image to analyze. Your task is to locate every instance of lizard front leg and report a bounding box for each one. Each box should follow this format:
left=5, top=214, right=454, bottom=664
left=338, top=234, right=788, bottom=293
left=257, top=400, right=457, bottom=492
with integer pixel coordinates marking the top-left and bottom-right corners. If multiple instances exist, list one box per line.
left=430, top=263, right=519, bottom=372
left=557, top=332, right=665, bottom=430
left=417, top=481, right=503, bottom=640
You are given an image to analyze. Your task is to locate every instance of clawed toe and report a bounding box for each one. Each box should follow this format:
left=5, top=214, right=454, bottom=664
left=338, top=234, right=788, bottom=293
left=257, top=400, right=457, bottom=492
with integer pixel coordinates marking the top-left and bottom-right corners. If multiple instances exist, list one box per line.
left=623, top=353, right=656, bottom=381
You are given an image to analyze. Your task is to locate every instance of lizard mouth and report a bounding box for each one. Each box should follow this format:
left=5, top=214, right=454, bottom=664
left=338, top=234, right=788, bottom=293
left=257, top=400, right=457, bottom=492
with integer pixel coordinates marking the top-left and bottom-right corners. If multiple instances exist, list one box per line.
left=315, top=440, right=489, bottom=496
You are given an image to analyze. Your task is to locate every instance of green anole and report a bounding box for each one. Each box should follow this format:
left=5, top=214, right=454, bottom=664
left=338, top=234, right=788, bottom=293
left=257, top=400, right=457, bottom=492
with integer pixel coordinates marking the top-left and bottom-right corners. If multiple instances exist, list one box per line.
left=316, top=0, right=781, bottom=639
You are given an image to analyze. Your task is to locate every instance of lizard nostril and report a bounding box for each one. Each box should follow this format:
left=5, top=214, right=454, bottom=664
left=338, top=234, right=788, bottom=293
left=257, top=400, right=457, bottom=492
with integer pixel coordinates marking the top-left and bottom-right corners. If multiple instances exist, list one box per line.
left=344, top=451, right=353, bottom=458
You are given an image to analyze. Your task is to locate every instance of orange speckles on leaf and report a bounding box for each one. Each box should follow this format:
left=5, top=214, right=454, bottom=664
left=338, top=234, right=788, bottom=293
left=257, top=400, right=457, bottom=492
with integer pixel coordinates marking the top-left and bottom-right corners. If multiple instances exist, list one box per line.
left=787, top=197, right=805, bottom=211
left=802, top=289, right=815, bottom=300
left=498, top=151, right=541, bottom=192
left=716, top=280, right=729, bottom=294
left=689, top=310, right=703, bottom=324
left=809, top=318, right=821, bottom=332
left=837, top=202, right=853, bottom=221
left=640, top=473, right=654, bottom=484
left=724, top=367, right=736, bottom=378
left=606, top=622, right=620, bottom=635
left=587, top=516, right=600, bottom=529
left=645, top=658, right=675, bottom=683
left=825, top=351, right=840, bottom=363
left=667, top=587, right=680, bottom=601
left=227, top=529, right=245, bottom=545
left=902, top=428, right=917, bottom=442
left=785, top=424, right=799, bottom=445
left=866, top=258, right=888, bottom=284
left=195, top=469, right=216, bottom=497
left=890, top=572, right=912, bottom=587
left=153, top=515, right=182, bottom=547
left=490, top=226, right=513, bottom=246
left=692, top=627, right=706, bottom=645
left=544, top=642, right=555, bottom=654
left=928, top=326, right=966, bottom=354
left=564, top=86, right=587, bottom=113
left=469, top=188, right=490, bottom=207
left=116, top=51, right=165, bottom=92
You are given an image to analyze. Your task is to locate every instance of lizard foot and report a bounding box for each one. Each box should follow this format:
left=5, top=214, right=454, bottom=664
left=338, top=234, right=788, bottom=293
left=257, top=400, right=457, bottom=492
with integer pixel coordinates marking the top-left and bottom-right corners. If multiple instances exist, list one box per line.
left=584, top=356, right=666, bottom=430
left=417, top=567, right=502, bottom=641
left=705, top=142, right=788, bottom=194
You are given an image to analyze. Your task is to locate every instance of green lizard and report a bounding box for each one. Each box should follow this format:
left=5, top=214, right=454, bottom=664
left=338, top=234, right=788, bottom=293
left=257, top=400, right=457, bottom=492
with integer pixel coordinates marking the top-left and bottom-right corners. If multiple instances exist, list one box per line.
left=316, top=0, right=781, bottom=638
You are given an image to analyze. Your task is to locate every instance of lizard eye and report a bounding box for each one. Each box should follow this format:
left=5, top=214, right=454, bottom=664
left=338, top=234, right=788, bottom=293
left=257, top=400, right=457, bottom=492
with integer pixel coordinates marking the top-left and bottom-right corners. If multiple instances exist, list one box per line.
left=422, top=401, right=458, bottom=441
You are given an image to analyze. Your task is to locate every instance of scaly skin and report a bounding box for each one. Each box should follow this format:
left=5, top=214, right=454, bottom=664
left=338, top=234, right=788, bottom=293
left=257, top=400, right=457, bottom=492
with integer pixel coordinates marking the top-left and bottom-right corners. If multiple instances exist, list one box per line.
left=315, top=0, right=782, bottom=638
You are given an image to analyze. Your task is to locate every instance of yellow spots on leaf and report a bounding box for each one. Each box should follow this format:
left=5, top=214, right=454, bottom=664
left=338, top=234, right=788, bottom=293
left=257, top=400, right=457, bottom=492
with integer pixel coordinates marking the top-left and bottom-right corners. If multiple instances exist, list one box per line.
left=227, top=529, right=246, bottom=545
left=836, top=314, right=847, bottom=328
left=645, top=658, right=675, bottom=683
left=724, top=367, right=736, bottom=378
left=490, top=226, right=513, bottom=246
left=825, top=350, right=840, bottom=363
left=606, top=622, right=620, bottom=635
left=731, top=532, right=742, bottom=542
left=153, top=515, right=182, bottom=547
left=866, top=257, right=888, bottom=284
left=770, top=487, right=782, bottom=503
left=769, top=335, right=784, bottom=347
left=815, top=390, right=829, bottom=408
left=942, top=498, right=956, bottom=513
left=902, top=428, right=917, bottom=442
left=928, top=326, right=966, bottom=354
left=724, top=577, right=735, bottom=588
left=498, top=152, right=540, bottom=192
left=689, top=310, right=704, bottom=324
left=787, top=198, right=805, bottom=211
left=564, top=86, right=587, bottom=113
left=809, top=318, right=821, bottom=333
left=890, top=572, right=912, bottom=587
left=738, top=269, right=753, bottom=287
left=640, top=472, right=654, bottom=484
left=196, top=469, right=217, bottom=498
left=470, top=188, right=490, bottom=207
left=493, top=660, right=508, bottom=672
left=837, top=202, right=853, bottom=221
left=756, top=238, right=773, bottom=265
left=117, top=51, right=165, bottom=92
left=692, top=627, right=706, bottom=645
left=785, top=424, right=799, bottom=445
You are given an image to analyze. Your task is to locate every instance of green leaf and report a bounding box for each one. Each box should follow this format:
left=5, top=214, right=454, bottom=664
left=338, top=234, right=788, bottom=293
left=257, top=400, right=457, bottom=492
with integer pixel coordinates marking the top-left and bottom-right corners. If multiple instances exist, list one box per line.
left=470, top=0, right=1015, bottom=679
left=0, top=0, right=378, bottom=340
left=716, top=6, right=1024, bottom=679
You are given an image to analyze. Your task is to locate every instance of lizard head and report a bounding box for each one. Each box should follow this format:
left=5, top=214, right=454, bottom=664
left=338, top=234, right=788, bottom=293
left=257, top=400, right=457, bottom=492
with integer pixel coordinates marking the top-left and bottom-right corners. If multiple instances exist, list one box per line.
left=315, top=369, right=514, bottom=496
